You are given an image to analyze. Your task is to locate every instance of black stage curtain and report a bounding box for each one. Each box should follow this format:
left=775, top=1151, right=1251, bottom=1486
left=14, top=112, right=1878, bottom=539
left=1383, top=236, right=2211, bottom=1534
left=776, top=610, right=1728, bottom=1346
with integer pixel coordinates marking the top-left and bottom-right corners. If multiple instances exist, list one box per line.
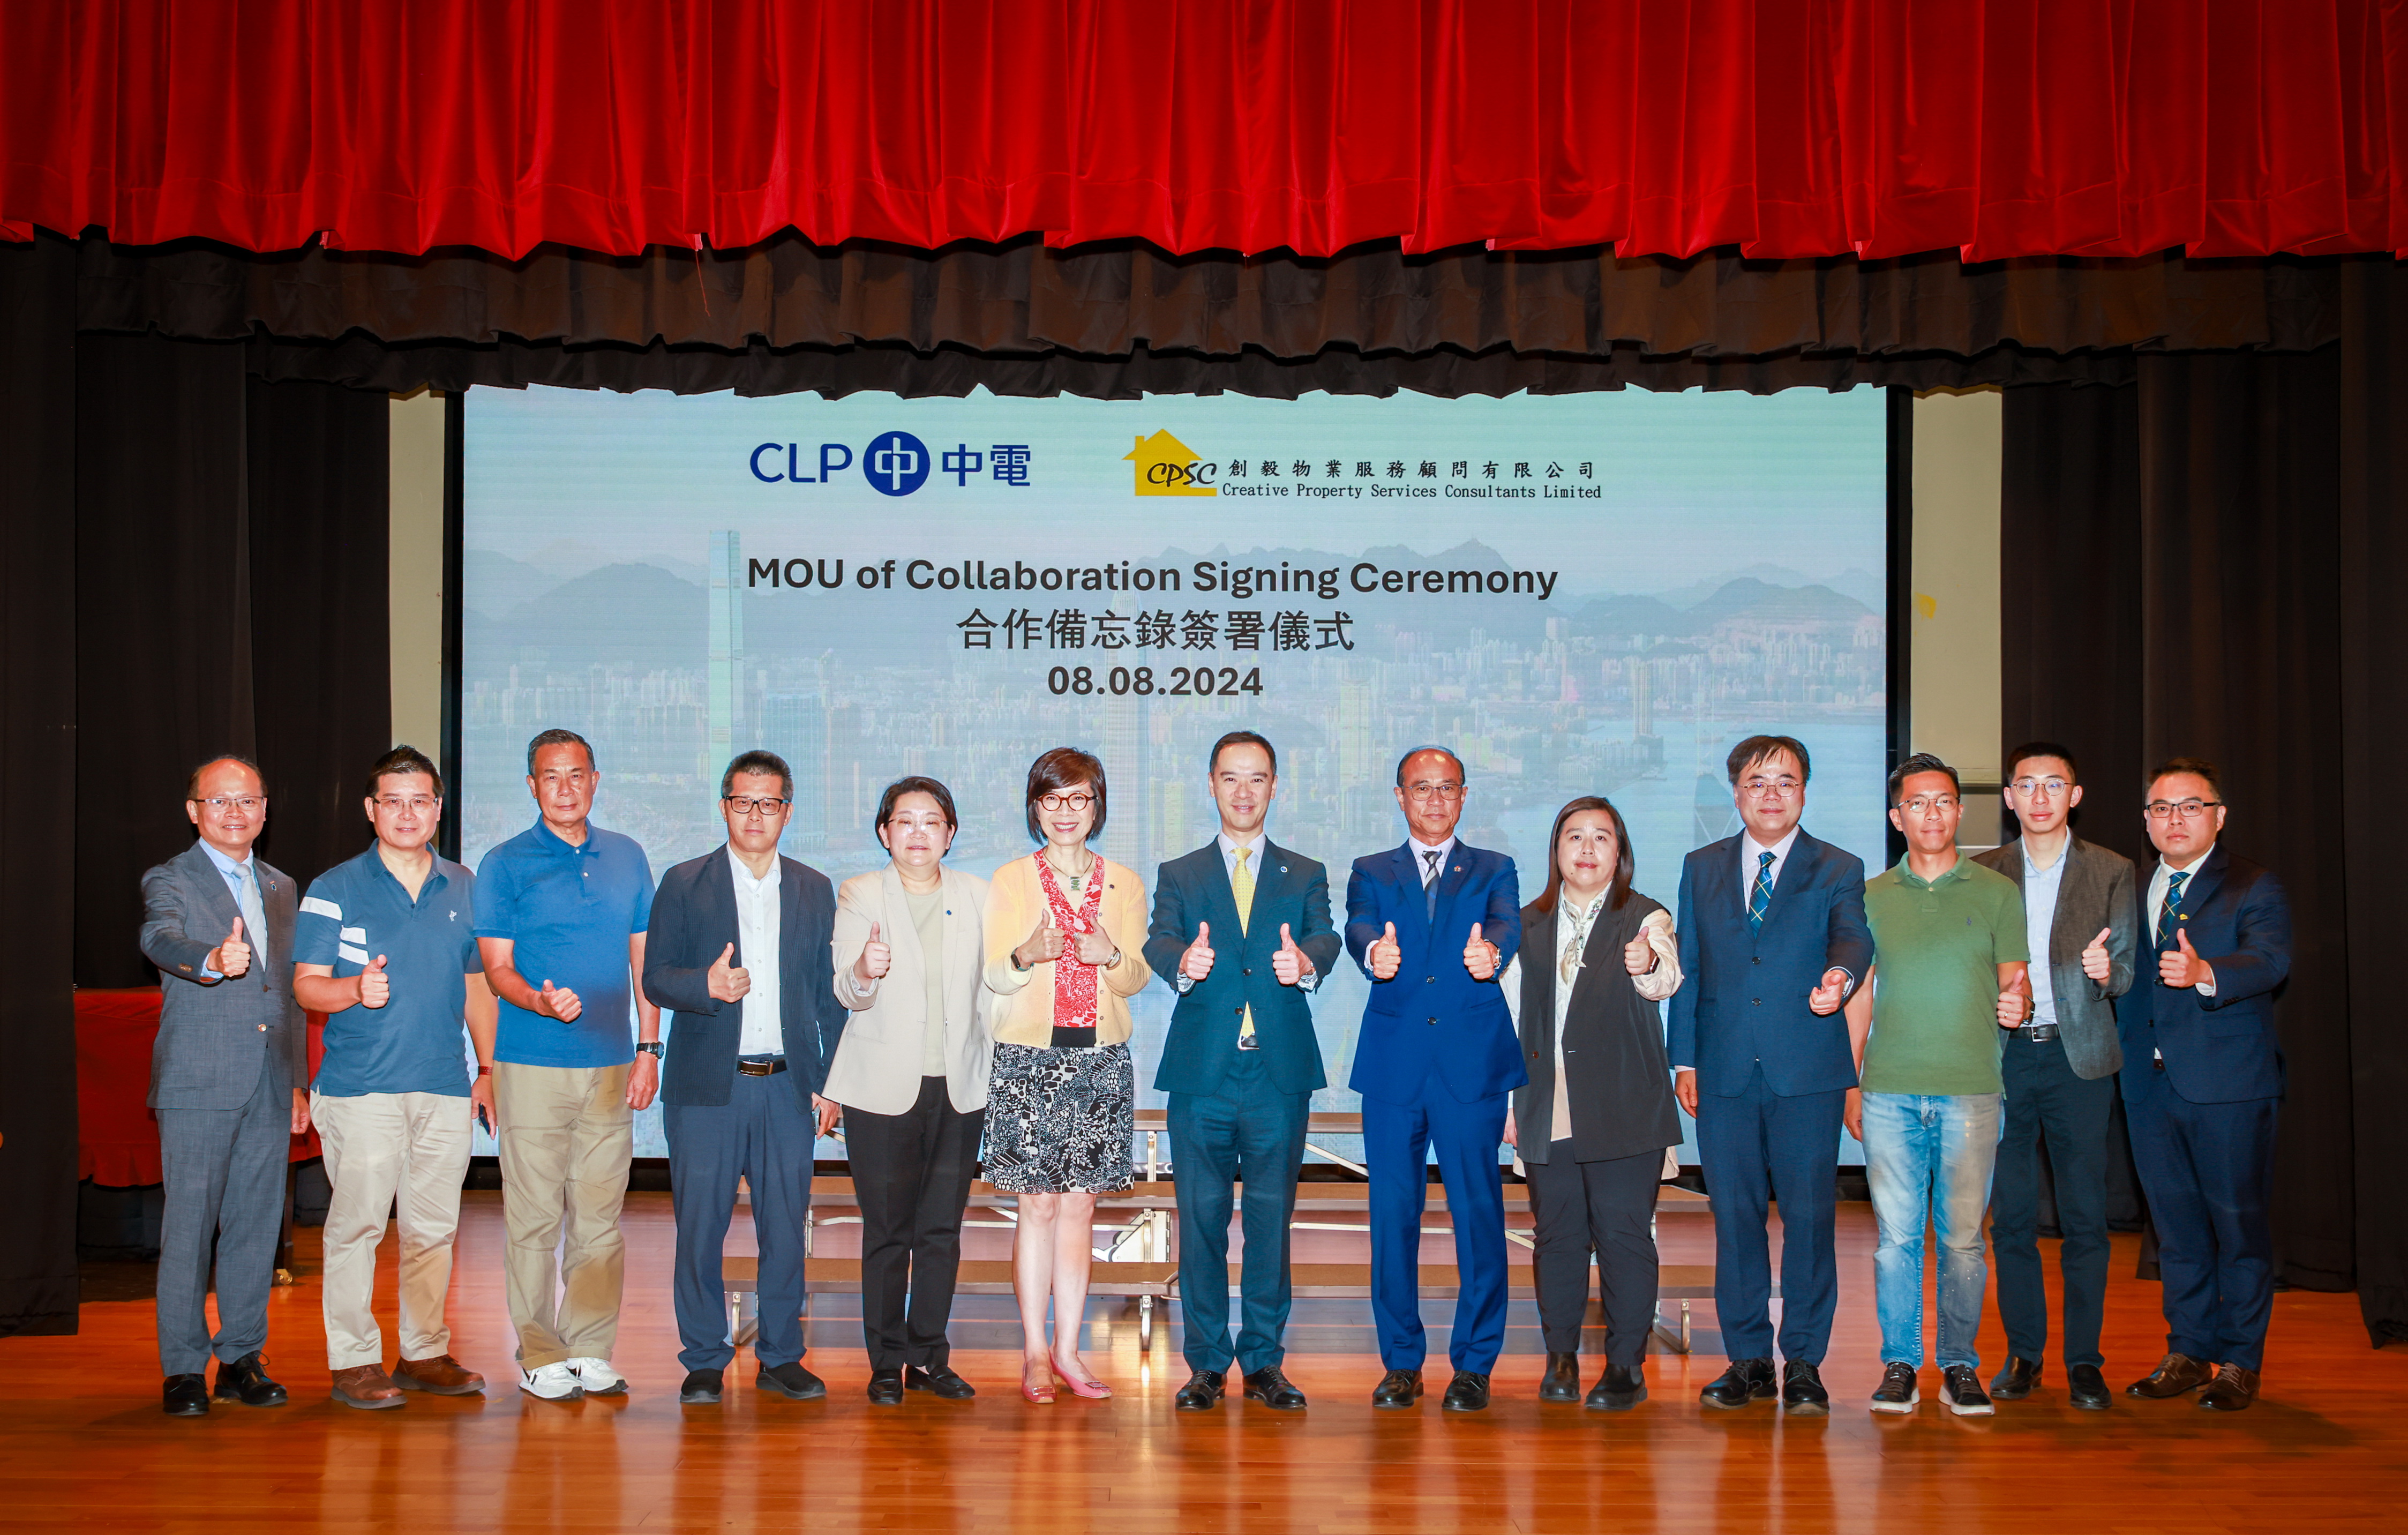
left=0, top=237, right=80, bottom=1335
left=67, top=233, right=2361, bottom=398
left=2001, top=271, right=2408, bottom=1344
left=72, top=336, right=392, bottom=989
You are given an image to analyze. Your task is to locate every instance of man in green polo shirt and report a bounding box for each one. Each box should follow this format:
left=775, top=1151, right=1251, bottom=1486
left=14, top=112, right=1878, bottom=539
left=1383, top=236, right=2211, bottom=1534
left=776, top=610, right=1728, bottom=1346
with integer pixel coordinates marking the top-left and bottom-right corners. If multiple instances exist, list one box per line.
left=1845, top=752, right=2029, bottom=1418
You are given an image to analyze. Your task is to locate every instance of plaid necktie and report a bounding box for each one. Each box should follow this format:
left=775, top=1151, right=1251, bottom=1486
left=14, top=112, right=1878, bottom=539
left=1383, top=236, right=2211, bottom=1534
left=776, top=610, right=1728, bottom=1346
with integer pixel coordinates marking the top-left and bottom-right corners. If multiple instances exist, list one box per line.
left=1747, top=850, right=1775, bottom=935
left=2155, top=870, right=2189, bottom=950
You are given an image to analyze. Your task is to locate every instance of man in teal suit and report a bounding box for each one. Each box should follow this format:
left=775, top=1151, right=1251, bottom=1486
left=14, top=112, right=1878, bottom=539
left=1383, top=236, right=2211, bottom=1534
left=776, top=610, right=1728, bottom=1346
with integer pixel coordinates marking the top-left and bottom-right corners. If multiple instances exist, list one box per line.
left=1144, top=731, right=1340, bottom=1413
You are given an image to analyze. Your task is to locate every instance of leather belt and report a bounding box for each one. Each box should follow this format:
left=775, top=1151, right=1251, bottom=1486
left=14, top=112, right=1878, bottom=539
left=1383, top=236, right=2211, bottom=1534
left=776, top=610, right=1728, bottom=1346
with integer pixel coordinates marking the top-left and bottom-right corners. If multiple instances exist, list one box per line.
left=1235, top=1034, right=1261, bottom=1051
left=736, top=1056, right=788, bottom=1077
left=2008, top=1024, right=2060, bottom=1043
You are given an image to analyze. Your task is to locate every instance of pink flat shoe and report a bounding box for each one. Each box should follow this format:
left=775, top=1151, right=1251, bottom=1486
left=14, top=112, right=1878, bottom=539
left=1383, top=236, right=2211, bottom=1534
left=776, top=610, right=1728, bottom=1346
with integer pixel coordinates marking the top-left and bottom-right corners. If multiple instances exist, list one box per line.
left=1021, top=1361, right=1056, bottom=1404
left=1052, top=1362, right=1112, bottom=1399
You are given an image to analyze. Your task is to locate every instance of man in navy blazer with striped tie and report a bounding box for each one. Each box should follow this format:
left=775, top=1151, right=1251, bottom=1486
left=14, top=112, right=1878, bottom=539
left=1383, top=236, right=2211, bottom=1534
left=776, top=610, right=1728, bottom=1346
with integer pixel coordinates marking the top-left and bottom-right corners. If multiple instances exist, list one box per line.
left=1668, top=735, right=1873, bottom=1415
left=1345, top=746, right=1523, bottom=1414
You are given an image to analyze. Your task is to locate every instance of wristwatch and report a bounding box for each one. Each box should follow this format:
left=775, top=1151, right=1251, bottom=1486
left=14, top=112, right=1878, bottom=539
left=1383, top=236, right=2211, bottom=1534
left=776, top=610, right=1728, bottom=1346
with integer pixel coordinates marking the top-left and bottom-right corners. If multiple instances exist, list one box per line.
left=635, top=1040, right=664, bottom=1059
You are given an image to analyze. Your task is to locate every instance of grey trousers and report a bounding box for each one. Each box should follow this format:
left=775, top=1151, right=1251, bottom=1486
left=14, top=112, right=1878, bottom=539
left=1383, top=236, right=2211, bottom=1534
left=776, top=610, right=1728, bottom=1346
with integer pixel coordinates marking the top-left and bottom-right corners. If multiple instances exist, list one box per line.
left=154, top=1052, right=290, bottom=1375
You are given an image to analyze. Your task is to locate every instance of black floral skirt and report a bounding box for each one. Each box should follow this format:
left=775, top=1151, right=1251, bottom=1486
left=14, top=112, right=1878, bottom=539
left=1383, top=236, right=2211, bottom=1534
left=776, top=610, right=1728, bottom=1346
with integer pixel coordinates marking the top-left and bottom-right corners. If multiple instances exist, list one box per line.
left=982, top=1041, right=1135, bottom=1193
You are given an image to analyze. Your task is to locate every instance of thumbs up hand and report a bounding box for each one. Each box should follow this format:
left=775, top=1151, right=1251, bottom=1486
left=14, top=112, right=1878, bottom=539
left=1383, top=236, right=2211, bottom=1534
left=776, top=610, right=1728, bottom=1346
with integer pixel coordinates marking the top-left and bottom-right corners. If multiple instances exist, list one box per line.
left=1807, top=967, right=1850, bottom=1015
left=1181, top=920, right=1217, bottom=982
left=1272, top=922, right=1313, bottom=986
left=1463, top=920, right=1499, bottom=981
left=211, top=916, right=252, bottom=979
left=1368, top=920, right=1402, bottom=980
left=710, top=941, right=752, bottom=1002
left=1623, top=930, right=1658, bottom=977
left=1014, top=909, right=1067, bottom=971
left=2081, top=926, right=2114, bottom=983
left=538, top=977, right=584, bottom=1023
left=2159, top=927, right=2212, bottom=990
left=358, top=954, right=390, bottom=1009
left=854, top=923, right=891, bottom=985
left=1995, top=977, right=2029, bottom=1029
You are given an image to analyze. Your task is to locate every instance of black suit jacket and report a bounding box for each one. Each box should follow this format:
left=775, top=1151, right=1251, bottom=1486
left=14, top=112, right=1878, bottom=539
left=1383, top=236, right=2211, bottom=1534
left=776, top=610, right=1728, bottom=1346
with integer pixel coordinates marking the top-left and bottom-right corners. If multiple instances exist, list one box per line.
left=1511, top=892, right=1683, bottom=1164
left=1142, top=840, right=1342, bottom=1098
left=2118, top=844, right=2292, bottom=1105
left=644, top=846, right=845, bottom=1106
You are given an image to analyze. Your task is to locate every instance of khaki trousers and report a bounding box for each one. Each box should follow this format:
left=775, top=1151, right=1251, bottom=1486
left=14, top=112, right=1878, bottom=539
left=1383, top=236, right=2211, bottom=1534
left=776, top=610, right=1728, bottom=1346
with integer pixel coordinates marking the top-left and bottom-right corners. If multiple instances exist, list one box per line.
left=493, top=1060, right=633, bottom=1368
left=311, top=1089, right=475, bottom=1370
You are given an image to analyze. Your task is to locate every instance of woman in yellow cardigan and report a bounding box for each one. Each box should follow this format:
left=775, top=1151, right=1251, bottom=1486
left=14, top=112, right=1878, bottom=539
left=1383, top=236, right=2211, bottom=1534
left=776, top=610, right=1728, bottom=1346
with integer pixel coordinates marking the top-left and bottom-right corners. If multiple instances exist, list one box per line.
left=981, top=746, right=1153, bottom=1403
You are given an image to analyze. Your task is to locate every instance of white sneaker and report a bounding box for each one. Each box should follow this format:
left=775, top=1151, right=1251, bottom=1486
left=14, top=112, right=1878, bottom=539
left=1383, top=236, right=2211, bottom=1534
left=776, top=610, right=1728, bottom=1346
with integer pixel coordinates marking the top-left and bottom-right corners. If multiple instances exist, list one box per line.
left=567, top=1356, right=628, bottom=1396
left=519, top=1362, right=585, bottom=1401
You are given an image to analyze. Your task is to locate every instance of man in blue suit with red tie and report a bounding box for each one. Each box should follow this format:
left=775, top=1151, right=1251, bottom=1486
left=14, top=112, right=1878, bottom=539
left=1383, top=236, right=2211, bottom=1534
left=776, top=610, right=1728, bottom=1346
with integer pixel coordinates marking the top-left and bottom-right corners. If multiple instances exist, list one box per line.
left=2120, top=758, right=2291, bottom=1413
left=1345, top=746, right=1522, bottom=1412
left=1668, top=735, right=1873, bottom=1415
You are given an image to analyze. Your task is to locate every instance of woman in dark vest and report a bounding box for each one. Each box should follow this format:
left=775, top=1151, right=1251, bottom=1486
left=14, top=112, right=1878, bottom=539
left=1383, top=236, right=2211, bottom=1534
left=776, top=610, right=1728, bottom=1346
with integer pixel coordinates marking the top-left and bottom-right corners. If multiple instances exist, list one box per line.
left=1503, top=795, right=1684, bottom=1410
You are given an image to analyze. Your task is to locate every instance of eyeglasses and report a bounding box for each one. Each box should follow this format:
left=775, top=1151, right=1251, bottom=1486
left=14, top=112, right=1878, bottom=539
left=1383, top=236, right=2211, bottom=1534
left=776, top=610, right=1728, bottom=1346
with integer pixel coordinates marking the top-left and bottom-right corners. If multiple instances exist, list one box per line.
left=195, top=796, right=265, bottom=814
left=2007, top=777, right=2073, bottom=799
left=2146, top=799, right=2223, bottom=820
left=1741, top=777, right=1802, bottom=798
left=1895, top=795, right=1961, bottom=815
left=373, top=796, right=438, bottom=814
left=1404, top=782, right=1464, bottom=801
left=1038, top=791, right=1096, bottom=812
left=724, top=796, right=790, bottom=817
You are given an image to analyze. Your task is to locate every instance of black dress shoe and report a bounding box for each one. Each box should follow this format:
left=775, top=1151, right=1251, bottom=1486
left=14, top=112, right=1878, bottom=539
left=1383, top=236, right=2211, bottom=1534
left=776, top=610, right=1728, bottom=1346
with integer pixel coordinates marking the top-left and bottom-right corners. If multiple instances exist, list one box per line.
left=679, top=1368, right=724, bottom=1404
left=1370, top=1368, right=1424, bottom=1409
left=1243, top=1365, right=1306, bottom=1411
left=1539, top=1351, right=1581, bottom=1402
left=1441, top=1371, right=1491, bottom=1412
left=2067, top=1363, right=2111, bottom=1411
left=906, top=1364, right=977, bottom=1399
left=1699, top=1357, right=1777, bottom=1409
left=1989, top=1356, right=2042, bottom=1401
left=1175, top=1369, right=1226, bottom=1411
left=1781, top=1359, right=1828, bottom=1416
left=755, top=1361, right=827, bottom=1399
left=163, top=1374, right=210, bottom=1417
left=867, top=1368, right=905, bottom=1405
left=2127, top=1352, right=2213, bottom=1398
left=1585, top=1362, right=1647, bottom=1412
left=213, top=1352, right=288, bottom=1407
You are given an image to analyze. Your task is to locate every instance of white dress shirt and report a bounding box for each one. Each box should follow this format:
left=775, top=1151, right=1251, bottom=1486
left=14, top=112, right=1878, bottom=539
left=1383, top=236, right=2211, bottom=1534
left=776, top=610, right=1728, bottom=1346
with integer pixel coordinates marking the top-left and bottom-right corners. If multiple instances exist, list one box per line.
left=1410, top=834, right=1458, bottom=887
left=730, top=854, right=785, bottom=1055
left=2147, top=848, right=2218, bottom=999
left=1737, top=824, right=1802, bottom=912
left=2020, top=838, right=2068, bottom=1027
left=1174, top=831, right=1318, bottom=992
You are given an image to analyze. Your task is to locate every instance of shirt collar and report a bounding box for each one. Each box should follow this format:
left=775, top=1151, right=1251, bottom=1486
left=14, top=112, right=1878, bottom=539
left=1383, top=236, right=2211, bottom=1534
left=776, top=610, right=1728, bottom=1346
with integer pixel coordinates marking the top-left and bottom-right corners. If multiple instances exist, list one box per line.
left=531, top=817, right=598, bottom=856
left=2021, top=837, right=2069, bottom=877
left=2157, top=845, right=2216, bottom=880
left=1744, top=825, right=1802, bottom=864
left=729, top=849, right=779, bottom=891
left=1892, top=851, right=1968, bottom=889
left=1409, top=835, right=1456, bottom=862
left=1560, top=886, right=1609, bottom=924
left=1217, top=831, right=1264, bottom=861
left=197, top=840, right=253, bottom=880
left=365, top=840, right=447, bottom=895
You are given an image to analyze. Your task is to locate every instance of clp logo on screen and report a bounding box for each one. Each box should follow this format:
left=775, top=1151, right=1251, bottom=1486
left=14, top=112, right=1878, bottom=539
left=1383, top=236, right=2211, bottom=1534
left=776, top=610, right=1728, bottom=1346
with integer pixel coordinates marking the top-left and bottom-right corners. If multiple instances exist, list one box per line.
left=746, top=431, right=931, bottom=495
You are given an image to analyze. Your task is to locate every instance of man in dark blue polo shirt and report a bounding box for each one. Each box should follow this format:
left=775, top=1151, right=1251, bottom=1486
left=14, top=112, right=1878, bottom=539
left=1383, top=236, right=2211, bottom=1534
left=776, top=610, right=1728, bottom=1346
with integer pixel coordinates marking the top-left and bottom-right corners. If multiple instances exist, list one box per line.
left=294, top=745, right=495, bottom=1409
left=475, top=728, right=661, bottom=1402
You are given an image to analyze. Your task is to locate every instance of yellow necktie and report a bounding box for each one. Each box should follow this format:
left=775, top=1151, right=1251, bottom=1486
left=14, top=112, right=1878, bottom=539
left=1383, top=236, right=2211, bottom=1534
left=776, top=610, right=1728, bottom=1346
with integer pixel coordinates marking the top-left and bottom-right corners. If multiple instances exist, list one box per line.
left=1232, top=846, right=1256, bottom=1039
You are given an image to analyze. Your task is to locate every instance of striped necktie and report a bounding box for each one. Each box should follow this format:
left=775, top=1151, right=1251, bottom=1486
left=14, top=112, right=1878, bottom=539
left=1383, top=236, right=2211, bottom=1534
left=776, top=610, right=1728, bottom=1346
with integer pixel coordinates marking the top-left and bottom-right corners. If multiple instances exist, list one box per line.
left=1422, top=849, right=1441, bottom=922
left=1747, top=850, right=1775, bottom=935
left=1232, top=847, right=1256, bottom=1042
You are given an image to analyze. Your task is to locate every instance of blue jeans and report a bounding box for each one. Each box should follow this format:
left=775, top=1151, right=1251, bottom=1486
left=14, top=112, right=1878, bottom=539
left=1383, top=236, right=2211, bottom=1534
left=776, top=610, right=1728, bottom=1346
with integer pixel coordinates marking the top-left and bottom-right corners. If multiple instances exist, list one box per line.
left=1862, top=1091, right=2002, bottom=1370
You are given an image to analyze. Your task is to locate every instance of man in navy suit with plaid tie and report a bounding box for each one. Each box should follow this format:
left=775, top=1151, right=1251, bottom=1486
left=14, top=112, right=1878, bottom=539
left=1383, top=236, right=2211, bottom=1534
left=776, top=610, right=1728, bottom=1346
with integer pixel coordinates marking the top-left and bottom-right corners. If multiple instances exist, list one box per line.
left=1668, top=735, right=1872, bottom=1416
left=2120, top=757, right=2291, bottom=1413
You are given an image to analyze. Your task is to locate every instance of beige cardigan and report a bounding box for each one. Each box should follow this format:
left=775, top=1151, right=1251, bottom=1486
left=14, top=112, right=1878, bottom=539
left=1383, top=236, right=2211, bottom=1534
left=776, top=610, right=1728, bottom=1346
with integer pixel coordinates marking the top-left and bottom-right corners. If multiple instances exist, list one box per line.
left=980, top=852, right=1153, bottom=1047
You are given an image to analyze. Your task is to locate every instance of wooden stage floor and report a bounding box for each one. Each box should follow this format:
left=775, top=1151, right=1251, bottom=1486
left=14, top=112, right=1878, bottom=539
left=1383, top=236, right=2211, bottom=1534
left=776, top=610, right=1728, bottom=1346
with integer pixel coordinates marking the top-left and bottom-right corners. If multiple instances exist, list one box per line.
left=5, top=1189, right=2403, bottom=1534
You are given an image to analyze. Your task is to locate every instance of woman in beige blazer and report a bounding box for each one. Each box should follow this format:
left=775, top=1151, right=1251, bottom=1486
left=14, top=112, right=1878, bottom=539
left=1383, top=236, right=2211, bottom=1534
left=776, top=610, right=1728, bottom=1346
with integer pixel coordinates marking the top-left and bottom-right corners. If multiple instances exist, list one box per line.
left=981, top=746, right=1152, bottom=1403
left=828, top=776, right=993, bottom=1405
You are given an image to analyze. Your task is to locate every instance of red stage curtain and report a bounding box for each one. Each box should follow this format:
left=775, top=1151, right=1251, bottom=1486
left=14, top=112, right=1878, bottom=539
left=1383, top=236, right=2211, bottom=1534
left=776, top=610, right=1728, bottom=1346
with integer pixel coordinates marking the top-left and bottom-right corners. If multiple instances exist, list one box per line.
left=4, top=0, right=2407, bottom=261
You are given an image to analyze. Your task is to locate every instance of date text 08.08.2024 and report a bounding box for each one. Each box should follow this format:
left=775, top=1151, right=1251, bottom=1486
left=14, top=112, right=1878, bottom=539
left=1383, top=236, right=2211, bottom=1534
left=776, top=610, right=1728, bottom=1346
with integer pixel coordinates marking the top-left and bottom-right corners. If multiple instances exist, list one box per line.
left=1046, top=664, right=1263, bottom=698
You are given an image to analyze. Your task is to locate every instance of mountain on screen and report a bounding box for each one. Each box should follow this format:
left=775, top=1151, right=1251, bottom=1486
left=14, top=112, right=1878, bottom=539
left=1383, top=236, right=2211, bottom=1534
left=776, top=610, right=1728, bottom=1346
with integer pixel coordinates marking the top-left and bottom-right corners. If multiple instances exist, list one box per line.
left=1651, top=563, right=1882, bottom=612
left=467, top=561, right=705, bottom=668
left=1571, top=578, right=1872, bottom=643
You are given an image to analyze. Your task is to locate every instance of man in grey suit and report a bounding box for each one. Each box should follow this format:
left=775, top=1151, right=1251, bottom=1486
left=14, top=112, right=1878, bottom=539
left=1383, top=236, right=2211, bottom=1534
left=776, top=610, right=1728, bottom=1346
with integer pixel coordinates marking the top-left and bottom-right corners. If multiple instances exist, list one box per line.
left=137, top=756, right=310, bottom=1417
left=1971, top=742, right=2138, bottom=1412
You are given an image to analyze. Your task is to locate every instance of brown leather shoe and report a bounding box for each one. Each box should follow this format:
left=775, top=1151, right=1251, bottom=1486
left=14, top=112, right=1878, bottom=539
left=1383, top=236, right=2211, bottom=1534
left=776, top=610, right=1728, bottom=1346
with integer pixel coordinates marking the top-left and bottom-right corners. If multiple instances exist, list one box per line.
left=2197, top=1364, right=2261, bottom=1412
left=2126, top=1352, right=2214, bottom=1399
left=393, top=1354, right=486, bottom=1396
left=331, top=1364, right=406, bottom=1410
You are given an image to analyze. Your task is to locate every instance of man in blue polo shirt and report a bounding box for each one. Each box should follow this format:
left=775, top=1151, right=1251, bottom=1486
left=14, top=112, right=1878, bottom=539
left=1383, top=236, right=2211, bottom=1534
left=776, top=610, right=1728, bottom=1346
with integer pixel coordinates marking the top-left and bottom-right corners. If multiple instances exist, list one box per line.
left=295, top=745, right=496, bottom=1410
left=475, top=728, right=661, bottom=1402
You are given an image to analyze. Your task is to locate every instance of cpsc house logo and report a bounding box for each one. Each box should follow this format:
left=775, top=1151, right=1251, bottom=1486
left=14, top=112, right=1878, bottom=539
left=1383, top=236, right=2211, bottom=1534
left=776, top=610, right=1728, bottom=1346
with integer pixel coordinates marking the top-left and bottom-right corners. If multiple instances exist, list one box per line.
left=1124, top=429, right=1217, bottom=497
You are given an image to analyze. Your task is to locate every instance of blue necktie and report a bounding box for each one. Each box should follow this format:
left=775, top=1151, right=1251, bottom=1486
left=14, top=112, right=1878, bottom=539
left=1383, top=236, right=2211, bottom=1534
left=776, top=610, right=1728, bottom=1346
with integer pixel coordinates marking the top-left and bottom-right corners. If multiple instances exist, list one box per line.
left=1747, top=850, right=1775, bottom=935
left=1422, top=849, right=1442, bottom=922
left=2155, top=870, right=2189, bottom=950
